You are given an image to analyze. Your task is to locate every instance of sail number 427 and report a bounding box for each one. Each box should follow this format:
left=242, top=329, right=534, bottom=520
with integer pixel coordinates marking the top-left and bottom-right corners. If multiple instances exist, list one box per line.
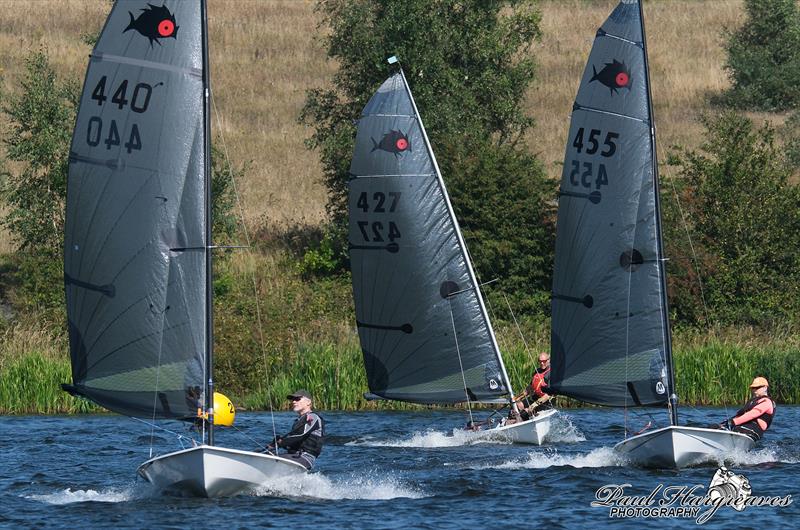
left=355, top=191, right=402, bottom=242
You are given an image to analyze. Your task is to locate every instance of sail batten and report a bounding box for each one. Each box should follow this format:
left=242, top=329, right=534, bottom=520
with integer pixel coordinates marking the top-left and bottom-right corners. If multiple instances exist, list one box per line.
left=65, top=1, right=207, bottom=419
left=549, top=0, right=671, bottom=408
left=349, top=72, right=509, bottom=405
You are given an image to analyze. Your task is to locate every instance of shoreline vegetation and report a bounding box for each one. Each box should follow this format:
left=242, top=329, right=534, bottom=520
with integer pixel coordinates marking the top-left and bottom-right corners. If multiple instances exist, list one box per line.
left=2, top=314, right=798, bottom=415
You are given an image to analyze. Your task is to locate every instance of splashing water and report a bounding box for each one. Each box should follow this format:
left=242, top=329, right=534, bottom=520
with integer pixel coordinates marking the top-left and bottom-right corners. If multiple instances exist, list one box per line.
left=546, top=413, right=586, bottom=443
left=347, top=428, right=506, bottom=448
left=27, top=487, right=135, bottom=505
left=469, top=446, right=626, bottom=470
left=254, top=471, right=428, bottom=500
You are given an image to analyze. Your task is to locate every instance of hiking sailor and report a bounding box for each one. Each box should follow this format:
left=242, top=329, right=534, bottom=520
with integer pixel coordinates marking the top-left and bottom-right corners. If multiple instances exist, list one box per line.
left=268, top=389, right=325, bottom=469
left=519, top=352, right=553, bottom=417
left=719, top=376, right=775, bottom=442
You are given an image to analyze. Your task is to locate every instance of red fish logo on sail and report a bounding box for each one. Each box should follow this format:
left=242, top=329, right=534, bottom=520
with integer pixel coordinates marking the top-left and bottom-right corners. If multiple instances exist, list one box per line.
left=124, top=3, right=179, bottom=45
left=590, top=59, right=632, bottom=95
left=371, top=130, right=411, bottom=157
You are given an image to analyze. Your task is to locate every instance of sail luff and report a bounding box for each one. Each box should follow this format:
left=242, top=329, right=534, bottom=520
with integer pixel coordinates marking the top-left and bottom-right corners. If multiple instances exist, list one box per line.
left=637, top=0, right=677, bottom=425
left=201, top=0, right=214, bottom=445
left=396, top=67, right=516, bottom=402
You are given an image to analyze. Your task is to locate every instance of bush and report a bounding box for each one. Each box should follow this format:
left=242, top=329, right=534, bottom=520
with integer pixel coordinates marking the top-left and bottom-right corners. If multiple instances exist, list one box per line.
left=0, top=49, right=76, bottom=254
left=664, top=111, right=800, bottom=327
left=722, top=0, right=800, bottom=111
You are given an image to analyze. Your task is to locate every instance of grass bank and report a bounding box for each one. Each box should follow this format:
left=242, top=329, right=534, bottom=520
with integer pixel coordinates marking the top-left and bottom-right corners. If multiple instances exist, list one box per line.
left=2, top=323, right=797, bottom=414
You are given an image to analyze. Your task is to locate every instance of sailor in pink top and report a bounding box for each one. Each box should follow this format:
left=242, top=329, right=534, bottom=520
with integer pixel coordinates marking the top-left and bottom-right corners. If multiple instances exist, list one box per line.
left=722, top=376, right=775, bottom=441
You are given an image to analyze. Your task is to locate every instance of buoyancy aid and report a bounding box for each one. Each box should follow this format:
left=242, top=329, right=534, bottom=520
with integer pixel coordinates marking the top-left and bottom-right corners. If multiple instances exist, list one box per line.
left=530, top=367, right=551, bottom=398
left=278, top=412, right=325, bottom=457
left=733, top=395, right=775, bottom=439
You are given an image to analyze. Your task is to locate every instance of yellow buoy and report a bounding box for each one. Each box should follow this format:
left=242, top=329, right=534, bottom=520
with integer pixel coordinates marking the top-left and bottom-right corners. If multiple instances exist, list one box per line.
left=213, top=392, right=235, bottom=426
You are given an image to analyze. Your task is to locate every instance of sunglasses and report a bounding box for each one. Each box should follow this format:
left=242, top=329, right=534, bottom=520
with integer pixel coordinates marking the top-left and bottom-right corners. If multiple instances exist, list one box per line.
left=538, top=359, right=549, bottom=363
left=290, top=396, right=303, bottom=401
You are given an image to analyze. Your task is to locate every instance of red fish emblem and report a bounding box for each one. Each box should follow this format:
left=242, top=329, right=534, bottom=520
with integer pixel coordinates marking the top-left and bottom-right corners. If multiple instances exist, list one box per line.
left=124, top=3, right=179, bottom=46
left=590, top=59, right=632, bottom=95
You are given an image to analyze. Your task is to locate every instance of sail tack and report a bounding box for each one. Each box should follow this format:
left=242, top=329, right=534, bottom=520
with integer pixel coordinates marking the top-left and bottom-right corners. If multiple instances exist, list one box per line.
left=64, top=1, right=206, bottom=419
left=349, top=74, right=507, bottom=404
left=549, top=0, right=670, bottom=407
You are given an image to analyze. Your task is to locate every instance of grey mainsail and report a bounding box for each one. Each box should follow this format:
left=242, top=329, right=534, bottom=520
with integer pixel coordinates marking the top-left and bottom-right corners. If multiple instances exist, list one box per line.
left=549, top=0, right=673, bottom=408
left=349, top=71, right=509, bottom=404
left=64, top=1, right=207, bottom=419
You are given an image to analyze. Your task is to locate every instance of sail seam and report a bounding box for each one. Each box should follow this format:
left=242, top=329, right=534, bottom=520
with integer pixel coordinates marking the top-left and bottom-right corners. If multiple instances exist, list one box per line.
left=572, top=105, right=648, bottom=124
left=92, top=52, right=203, bottom=77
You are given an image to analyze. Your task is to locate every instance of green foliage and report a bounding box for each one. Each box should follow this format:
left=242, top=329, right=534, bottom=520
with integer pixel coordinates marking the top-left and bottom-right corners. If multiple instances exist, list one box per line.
left=0, top=49, right=77, bottom=254
left=722, top=0, right=800, bottom=110
left=664, top=111, right=800, bottom=327
left=210, top=142, right=241, bottom=245
left=301, top=0, right=550, bottom=314
left=298, top=230, right=340, bottom=277
left=440, top=138, right=555, bottom=317
left=0, top=352, right=98, bottom=414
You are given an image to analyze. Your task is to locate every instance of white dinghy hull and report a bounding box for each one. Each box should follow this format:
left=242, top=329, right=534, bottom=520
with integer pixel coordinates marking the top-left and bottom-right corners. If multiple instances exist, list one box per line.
left=614, top=425, right=755, bottom=468
left=473, top=408, right=557, bottom=445
left=137, top=445, right=306, bottom=497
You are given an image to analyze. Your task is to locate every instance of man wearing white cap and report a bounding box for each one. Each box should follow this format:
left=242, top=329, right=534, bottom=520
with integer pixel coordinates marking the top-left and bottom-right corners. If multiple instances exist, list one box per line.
left=720, top=376, right=775, bottom=441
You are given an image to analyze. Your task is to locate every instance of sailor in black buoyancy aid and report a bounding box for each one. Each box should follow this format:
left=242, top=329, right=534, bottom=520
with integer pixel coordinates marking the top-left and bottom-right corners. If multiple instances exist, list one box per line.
left=718, top=377, right=775, bottom=442
left=269, top=389, right=325, bottom=469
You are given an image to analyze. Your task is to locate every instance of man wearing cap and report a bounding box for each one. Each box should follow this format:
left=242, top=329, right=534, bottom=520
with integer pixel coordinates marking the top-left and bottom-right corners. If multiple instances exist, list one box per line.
left=720, top=377, right=776, bottom=442
left=269, top=389, right=325, bottom=469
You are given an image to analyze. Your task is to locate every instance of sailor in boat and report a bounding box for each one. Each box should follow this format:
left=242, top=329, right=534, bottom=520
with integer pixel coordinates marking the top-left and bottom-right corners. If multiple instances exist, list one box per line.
left=715, top=376, right=775, bottom=442
left=266, top=390, right=325, bottom=470
left=507, top=353, right=553, bottom=424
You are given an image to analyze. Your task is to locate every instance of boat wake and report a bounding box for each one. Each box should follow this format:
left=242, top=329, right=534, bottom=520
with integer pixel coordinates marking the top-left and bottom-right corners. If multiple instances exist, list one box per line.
left=253, top=471, right=428, bottom=500
left=27, top=486, right=137, bottom=505
left=723, top=446, right=799, bottom=466
left=469, top=446, right=625, bottom=470
left=347, top=428, right=506, bottom=448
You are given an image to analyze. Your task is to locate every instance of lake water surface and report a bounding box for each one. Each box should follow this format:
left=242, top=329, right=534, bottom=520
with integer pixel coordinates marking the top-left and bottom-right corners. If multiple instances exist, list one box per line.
left=1, top=406, right=797, bottom=528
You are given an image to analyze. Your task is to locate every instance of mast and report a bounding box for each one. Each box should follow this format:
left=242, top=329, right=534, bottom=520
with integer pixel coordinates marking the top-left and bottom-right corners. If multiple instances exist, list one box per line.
left=637, top=0, right=677, bottom=425
left=395, top=60, right=519, bottom=411
left=201, top=0, right=215, bottom=444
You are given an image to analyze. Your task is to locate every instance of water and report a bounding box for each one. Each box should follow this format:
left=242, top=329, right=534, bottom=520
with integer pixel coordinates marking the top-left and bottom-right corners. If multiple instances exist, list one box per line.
left=1, top=406, right=797, bottom=528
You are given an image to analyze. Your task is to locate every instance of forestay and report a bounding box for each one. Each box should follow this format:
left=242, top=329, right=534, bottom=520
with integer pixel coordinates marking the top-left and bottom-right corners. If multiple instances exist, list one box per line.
left=548, top=0, right=671, bottom=407
left=64, top=1, right=207, bottom=419
left=349, top=73, right=507, bottom=404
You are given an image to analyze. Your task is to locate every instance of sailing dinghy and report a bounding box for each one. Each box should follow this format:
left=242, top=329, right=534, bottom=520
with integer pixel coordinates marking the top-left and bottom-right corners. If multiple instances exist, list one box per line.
left=548, top=0, right=753, bottom=468
left=62, top=1, right=304, bottom=496
left=348, top=61, right=555, bottom=445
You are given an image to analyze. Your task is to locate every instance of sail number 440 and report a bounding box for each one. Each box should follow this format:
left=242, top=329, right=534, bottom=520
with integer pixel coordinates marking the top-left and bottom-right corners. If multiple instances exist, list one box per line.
left=85, top=76, right=156, bottom=153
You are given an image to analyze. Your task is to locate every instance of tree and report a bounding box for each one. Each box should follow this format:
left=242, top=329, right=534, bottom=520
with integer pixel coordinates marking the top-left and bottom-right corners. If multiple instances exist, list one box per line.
left=664, top=111, right=800, bottom=327
left=301, top=0, right=553, bottom=314
left=723, top=0, right=800, bottom=111
left=0, top=49, right=76, bottom=255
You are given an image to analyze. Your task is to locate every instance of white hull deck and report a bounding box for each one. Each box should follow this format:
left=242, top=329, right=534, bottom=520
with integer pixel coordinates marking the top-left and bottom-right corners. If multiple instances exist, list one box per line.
left=614, top=425, right=755, bottom=468
left=137, top=445, right=306, bottom=497
left=472, top=408, right=557, bottom=445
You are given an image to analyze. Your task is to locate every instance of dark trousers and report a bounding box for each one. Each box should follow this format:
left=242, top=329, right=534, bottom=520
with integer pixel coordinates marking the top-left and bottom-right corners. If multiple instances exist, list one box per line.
left=278, top=451, right=313, bottom=470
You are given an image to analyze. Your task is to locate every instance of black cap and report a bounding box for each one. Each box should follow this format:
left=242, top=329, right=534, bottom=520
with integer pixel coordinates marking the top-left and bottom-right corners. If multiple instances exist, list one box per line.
left=287, top=389, right=312, bottom=400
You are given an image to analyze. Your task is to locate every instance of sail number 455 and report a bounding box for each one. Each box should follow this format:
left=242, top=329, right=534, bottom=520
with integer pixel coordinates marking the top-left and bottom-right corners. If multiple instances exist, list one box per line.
left=572, top=128, right=619, bottom=157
